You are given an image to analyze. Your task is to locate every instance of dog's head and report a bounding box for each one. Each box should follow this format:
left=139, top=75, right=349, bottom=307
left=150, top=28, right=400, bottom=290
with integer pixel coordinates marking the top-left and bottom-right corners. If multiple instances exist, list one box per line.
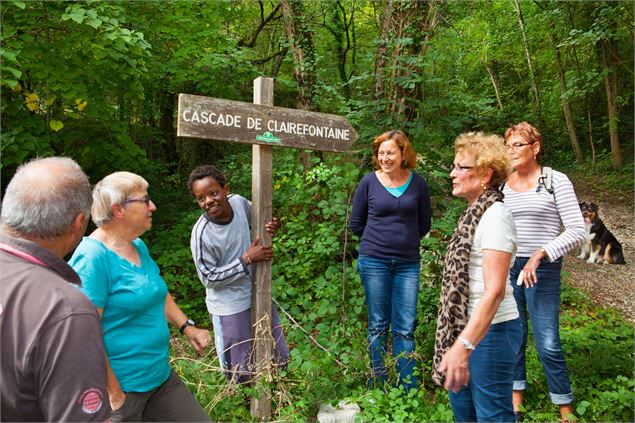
left=579, top=201, right=599, bottom=224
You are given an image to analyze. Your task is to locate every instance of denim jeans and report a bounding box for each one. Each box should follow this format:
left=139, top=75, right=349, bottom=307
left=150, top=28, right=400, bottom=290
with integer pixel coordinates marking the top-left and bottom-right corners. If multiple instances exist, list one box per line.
left=449, top=318, right=522, bottom=422
left=358, top=254, right=420, bottom=391
left=510, top=257, right=574, bottom=405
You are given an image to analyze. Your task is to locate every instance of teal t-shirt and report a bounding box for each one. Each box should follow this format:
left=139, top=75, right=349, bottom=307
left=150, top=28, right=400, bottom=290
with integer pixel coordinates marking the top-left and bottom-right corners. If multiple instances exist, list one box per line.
left=69, top=237, right=171, bottom=392
left=384, top=172, right=413, bottom=198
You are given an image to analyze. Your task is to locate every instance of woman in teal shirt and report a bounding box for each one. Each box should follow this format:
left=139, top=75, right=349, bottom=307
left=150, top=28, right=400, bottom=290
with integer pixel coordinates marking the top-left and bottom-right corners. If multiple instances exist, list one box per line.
left=70, top=171, right=212, bottom=422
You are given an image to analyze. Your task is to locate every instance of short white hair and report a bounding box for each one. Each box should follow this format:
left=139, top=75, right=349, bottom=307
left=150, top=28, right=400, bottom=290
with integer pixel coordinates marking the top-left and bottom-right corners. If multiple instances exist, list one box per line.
left=1, top=157, right=92, bottom=238
left=91, top=172, right=148, bottom=227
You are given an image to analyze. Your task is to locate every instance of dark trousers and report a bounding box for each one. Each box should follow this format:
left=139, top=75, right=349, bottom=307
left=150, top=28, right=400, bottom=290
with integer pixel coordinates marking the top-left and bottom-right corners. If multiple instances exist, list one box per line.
left=110, top=369, right=211, bottom=422
left=211, top=306, right=289, bottom=383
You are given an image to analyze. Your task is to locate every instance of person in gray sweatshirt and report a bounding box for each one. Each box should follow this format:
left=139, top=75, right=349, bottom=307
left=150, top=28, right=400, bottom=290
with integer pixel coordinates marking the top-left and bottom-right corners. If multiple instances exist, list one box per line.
left=188, top=165, right=289, bottom=383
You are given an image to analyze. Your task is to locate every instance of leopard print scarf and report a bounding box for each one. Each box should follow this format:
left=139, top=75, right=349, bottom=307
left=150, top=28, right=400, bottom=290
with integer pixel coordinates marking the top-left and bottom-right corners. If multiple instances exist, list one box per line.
left=432, top=189, right=503, bottom=386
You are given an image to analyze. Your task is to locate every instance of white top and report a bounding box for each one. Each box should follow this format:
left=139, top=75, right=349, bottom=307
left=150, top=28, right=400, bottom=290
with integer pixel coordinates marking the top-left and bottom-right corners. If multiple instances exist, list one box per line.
left=502, top=169, right=585, bottom=260
left=190, top=194, right=253, bottom=316
left=468, top=202, right=519, bottom=324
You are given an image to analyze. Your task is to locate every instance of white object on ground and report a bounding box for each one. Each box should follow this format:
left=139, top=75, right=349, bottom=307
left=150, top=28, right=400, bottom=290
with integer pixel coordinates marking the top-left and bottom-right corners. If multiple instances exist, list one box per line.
left=317, top=400, right=361, bottom=423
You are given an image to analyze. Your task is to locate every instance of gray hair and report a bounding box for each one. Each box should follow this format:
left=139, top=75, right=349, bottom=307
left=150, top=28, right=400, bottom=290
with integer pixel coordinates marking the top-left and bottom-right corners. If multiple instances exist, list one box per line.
left=91, top=172, right=148, bottom=227
left=1, top=157, right=92, bottom=238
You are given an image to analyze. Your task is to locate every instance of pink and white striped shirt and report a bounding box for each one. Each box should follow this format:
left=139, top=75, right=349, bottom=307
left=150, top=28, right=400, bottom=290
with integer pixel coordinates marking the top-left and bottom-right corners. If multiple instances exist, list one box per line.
left=502, top=169, right=585, bottom=260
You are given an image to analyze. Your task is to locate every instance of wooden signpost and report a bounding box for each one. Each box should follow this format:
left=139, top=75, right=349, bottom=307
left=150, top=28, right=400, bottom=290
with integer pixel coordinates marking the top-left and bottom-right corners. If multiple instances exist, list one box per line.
left=178, top=92, right=356, bottom=153
left=177, top=77, right=358, bottom=419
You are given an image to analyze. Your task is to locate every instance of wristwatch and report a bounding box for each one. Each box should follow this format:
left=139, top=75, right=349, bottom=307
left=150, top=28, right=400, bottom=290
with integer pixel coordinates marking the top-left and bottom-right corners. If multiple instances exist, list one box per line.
left=179, top=318, right=196, bottom=334
left=458, top=336, right=476, bottom=351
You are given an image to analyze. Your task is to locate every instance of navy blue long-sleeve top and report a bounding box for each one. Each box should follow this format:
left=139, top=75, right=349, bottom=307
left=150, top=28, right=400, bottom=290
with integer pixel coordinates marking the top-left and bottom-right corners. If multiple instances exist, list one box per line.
left=349, top=171, right=432, bottom=262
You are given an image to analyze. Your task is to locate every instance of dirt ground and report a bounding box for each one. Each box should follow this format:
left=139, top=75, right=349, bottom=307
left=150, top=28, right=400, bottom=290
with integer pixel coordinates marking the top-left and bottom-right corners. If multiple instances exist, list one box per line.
left=562, top=176, right=635, bottom=323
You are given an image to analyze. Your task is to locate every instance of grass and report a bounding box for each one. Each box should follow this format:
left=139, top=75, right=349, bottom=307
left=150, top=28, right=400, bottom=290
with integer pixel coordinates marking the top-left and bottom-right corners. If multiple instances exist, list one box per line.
left=168, top=280, right=634, bottom=422
left=163, top=156, right=634, bottom=421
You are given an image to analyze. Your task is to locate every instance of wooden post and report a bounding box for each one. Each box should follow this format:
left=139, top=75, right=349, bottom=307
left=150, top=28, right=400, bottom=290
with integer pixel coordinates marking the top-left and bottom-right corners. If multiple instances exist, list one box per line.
left=250, top=76, right=274, bottom=419
left=176, top=78, right=357, bottom=421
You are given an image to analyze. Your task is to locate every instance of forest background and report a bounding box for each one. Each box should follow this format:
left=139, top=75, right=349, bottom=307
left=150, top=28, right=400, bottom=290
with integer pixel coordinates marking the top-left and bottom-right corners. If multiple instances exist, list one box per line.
left=1, top=0, right=633, bottom=421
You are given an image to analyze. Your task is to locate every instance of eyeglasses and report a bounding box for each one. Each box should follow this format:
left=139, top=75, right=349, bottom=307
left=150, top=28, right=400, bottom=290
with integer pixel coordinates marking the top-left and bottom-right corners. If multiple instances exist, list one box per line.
left=505, top=141, right=535, bottom=151
left=450, top=163, right=475, bottom=172
left=124, top=196, right=152, bottom=206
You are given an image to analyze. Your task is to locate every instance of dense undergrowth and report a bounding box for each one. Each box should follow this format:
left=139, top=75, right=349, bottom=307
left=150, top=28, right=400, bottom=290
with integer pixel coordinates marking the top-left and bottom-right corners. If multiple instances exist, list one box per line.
left=148, top=152, right=633, bottom=422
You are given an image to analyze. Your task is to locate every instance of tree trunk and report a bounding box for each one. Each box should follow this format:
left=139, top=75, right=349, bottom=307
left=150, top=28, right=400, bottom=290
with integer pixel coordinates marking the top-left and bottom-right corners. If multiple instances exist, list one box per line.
left=512, top=0, right=542, bottom=127
left=566, top=2, right=595, bottom=166
left=601, top=35, right=622, bottom=169
left=403, top=0, right=441, bottom=121
left=386, top=0, right=441, bottom=120
left=388, top=2, right=407, bottom=115
left=271, top=45, right=287, bottom=77
left=373, top=0, right=393, bottom=101
left=587, top=108, right=596, bottom=166
left=551, top=34, right=584, bottom=163
left=279, top=0, right=316, bottom=111
left=350, top=5, right=357, bottom=74
left=483, top=57, right=503, bottom=110
left=279, top=0, right=317, bottom=170
left=325, top=1, right=353, bottom=99
left=159, top=90, right=177, bottom=164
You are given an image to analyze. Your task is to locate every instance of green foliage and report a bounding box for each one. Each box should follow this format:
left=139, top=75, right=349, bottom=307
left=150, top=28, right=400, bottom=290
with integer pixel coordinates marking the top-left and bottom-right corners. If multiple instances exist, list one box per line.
left=149, top=207, right=209, bottom=325
left=150, top=153, right=633, bottom=421
left=166, top=260, right=634, bottom=422
left=556, top=152, right=635, bottom=194
left=358, top=386, right=455, bottom=422
left=3, top=0, right=632, bottom=180
left=0, top=0, right=152, bottom=178
left=517, top=283, right=635, bottom=422
left=170, top=352, right=254, bottom=421
left=2, top=1, right=633, bottom=420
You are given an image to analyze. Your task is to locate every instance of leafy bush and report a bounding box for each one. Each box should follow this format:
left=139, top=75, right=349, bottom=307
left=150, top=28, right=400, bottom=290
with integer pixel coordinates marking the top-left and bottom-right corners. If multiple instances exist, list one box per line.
left=151, top=152, right=633, bottom=422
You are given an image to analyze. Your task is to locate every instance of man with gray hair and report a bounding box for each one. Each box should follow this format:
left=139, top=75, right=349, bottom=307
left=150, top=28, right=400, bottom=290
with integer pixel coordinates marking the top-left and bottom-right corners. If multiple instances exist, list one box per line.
left=0, top=157, right=110, bottom=421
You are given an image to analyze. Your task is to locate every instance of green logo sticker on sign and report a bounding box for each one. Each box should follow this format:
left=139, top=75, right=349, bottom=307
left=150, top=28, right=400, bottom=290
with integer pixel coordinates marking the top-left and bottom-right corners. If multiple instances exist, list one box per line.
left=255, top=132, right=281, bottom=143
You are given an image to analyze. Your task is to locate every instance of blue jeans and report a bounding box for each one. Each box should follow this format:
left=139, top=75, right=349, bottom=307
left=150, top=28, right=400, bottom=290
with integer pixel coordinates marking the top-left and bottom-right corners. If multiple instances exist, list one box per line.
left=449, top=318, right=522, bottom=422
left=358, top=254, right=420, bottom=391
left=510, top=257, right=574, bottom=405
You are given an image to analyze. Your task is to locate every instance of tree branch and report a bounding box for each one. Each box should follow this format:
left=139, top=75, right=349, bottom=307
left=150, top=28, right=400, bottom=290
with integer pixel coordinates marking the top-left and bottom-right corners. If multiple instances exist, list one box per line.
left=237, top=2, right=282, bottom=48
left=250, top=47, right=288, bottom=65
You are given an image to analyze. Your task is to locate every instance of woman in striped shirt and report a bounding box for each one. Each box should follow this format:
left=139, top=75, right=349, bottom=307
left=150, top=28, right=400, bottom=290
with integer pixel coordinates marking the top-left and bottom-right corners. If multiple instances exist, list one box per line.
left=502, top=122, right=585, bottom=423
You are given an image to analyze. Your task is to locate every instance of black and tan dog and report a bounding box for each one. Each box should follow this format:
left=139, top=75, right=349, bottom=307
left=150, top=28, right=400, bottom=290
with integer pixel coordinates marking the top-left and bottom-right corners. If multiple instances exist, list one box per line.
left=578, top=202, right=625, bottom=264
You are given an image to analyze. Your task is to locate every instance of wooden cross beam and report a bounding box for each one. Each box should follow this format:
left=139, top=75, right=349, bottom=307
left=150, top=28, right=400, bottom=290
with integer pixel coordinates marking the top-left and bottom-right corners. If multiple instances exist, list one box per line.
left=177, top=77, right=358, bottom=419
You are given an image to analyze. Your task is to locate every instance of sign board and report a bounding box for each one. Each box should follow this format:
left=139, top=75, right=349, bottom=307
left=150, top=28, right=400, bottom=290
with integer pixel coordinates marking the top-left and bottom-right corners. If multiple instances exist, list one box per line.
left=177, top=94, right=358, bottom=152
left=177, top=78, right=359, bottom=419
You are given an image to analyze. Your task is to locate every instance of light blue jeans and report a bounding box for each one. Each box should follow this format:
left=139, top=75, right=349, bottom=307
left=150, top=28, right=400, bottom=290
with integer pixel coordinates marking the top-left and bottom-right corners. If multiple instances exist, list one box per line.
left=358, top=254, right=420, bottom=391
left=449, top=318, right=522, bottom=422
left=510, top=257, right=574, bottom=405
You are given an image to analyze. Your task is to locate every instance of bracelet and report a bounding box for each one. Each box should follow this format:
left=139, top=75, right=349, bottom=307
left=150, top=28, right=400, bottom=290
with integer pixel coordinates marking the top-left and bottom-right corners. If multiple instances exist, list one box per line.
left=458, top=336, right=476, bottom=351
left=244, top=255, right=252, bottom=265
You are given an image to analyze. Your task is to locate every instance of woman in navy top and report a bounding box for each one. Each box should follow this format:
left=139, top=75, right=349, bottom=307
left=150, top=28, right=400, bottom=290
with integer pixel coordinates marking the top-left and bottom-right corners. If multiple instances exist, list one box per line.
left=350, top=130, right=431, bottom=391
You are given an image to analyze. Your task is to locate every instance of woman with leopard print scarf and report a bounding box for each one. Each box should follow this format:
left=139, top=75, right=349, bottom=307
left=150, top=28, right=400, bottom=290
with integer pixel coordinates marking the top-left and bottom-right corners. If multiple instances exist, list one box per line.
left=434, top=132, right=521, bottom=422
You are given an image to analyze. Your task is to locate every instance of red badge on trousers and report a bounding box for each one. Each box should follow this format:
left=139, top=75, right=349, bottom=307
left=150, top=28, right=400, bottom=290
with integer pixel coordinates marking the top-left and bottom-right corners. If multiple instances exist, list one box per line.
left=79, top=388, right=104, bottom=414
